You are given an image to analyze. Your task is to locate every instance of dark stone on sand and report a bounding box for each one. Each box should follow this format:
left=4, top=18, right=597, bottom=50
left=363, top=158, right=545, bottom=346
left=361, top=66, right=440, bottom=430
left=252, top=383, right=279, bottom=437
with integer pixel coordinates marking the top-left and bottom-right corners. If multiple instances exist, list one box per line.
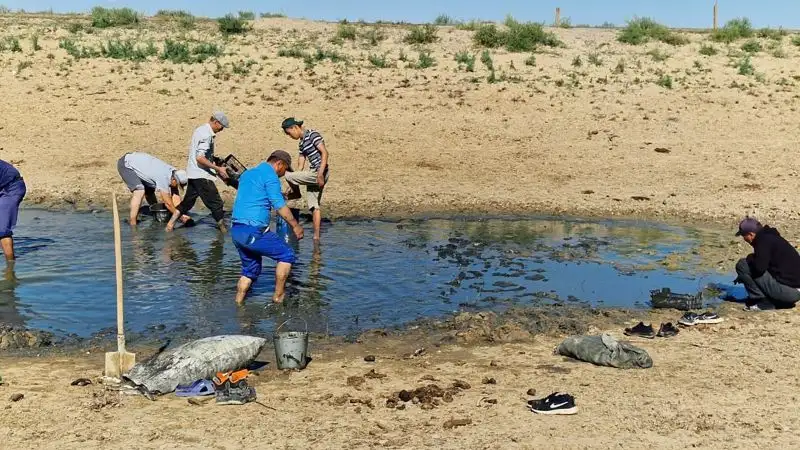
left=399, top=390, right=413, bottom=402
left=364, top=355, right=376, bottom=362
left=489, top=360, right=498, bottom=367
left=452, top=380, right=471, bottom=390
left=527, top=388, right=537, bottom=396
left=10, top=393, right=23, bottom=402
left=364, top=369, right=386, bottom=379
left=766, top=368, right=774, bottom=374
left=485, top=398, right=498, bottom=404
left=386, top=399, right=397, bottom=408
left=70, top=378, right=92, bottom=387
left=396, top=404, right=406, bottom=410
left=481, top=377, right=497, bottom=385
left=443, top=418, right=472, bottom=429
left=347, top=376, right=365, bottom=387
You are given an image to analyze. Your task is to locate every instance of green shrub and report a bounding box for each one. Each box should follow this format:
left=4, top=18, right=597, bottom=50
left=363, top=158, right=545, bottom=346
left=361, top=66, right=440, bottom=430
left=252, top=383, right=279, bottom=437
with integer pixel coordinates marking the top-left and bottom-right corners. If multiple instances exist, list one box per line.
left=737, top=55, right=755, bottom=75
left=473, top=24, right=503, bottom=48
left=31, top=35, right=41, bottom=51
left=524, top=54, right=536, bottom=66
left=59, top=39, right=98, bottom=59
left=336, top=23, right=357, bottom=41
left=16, top=60, right=32, bottom=74
left=455, top=20, right=480, bottom=31
left=712, top=18, right=753, bottom=43
left=480, top=49, right=493, bottom=71
left=772, top=47, right=787, bottom=58
left=260, top=12, right=286, bottom=18
left=647, top=48, right=670, bottom=61
left=656, top=74, right=673, bottom=89
left=454, top=50, right=475, bottom=71
left=618, top=17, right=687, bottom=45
left=193, top=43, right=222, bottom=61
left=741, top=39, right=761, bottom=53
left=587, top=52, right=602, bottom=66
left=155, top=10, right=195, bottom=29
left=278, top=47, right=306, bottom=58
left=101, top=40, right=157, bottom=61
left=238, top=11, right=255, bottom=20
left=7, top=37, right=21, bottom=52
left=161, top=40, right=222, bottom=64
left=557, top=17, right=572, bottom=29
left=791, top=35, right=800, bottom=47
left=398, top=49, right=408, bottom=62
left=368, top=53, right=388, bottom=68
left=613, top=58, right=625, bottom=74
left=231, top=59, right=256, bottom=75
left=67, top=22, right=84, bottom=33
left=757, top=27, right=786, bottom=40
left=218, top=14, right=249, bottom=35
left=91, top=7, right=140, bottom=28
left=699, top=44, right=718, bottom=56
left=361, top=27, right=386, bottom=46
left=416, top=50, right=435, bottom=68
left=571, top=55, right=582, bottom=67
left=503, top=16, right=562, bottom=51
left=433, top=14, right=456, bottom=26
left=404, top=24, right=438, bottom=44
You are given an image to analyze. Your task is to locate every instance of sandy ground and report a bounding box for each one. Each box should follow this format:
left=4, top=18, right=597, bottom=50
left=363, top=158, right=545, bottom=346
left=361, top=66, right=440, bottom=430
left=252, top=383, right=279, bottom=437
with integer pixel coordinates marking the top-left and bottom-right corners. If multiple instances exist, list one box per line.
left=1, top=304, right=799, bottom=449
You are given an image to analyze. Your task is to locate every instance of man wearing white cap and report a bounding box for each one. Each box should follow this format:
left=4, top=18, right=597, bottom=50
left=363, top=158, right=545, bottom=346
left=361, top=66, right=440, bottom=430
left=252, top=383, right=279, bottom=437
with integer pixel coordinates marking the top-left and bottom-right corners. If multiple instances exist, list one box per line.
left=116, top=151, right=190, bottom=230
left=172, top=111, right=231, bottom=232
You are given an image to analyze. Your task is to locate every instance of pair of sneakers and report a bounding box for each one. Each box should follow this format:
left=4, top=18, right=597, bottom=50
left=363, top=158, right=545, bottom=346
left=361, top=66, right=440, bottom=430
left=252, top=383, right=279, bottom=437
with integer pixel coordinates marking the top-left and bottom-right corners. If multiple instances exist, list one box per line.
left=624, top=322, right=679, bottom=338
left=528, top=392, right=577, bottom=415
left=678, top=311, right=723, bottom=326
left=213, top=369, right=257, bottom=406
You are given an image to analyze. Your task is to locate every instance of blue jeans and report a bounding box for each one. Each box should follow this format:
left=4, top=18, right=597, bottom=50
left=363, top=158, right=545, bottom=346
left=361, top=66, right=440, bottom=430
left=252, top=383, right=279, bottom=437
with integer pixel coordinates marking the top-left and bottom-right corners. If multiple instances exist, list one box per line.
left=0, top=178, right=26, bottom=238
left=231, top=223, right=296, bottom=281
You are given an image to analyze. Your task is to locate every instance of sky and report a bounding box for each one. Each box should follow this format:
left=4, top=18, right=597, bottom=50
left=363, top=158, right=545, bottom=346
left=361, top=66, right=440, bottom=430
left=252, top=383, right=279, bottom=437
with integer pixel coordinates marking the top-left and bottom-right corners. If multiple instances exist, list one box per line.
left=2, top=0, right=799, bottom=29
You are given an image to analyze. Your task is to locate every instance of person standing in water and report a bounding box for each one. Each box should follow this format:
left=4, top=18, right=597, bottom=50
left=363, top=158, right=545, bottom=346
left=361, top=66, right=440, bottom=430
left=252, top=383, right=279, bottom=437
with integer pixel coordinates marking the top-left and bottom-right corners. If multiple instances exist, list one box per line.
left=173, top=111, right=231, bottom=232
left=230, top=150, right=304, bottom=305
left=0, top=160, right=26, bottom=261
left=281, top=118, right=330, bottom=241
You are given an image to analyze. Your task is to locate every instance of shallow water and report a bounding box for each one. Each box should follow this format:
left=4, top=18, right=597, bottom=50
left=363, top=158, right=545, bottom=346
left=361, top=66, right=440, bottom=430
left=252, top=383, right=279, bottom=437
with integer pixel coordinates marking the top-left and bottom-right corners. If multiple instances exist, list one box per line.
left=0, top=210, right=731, bottom=338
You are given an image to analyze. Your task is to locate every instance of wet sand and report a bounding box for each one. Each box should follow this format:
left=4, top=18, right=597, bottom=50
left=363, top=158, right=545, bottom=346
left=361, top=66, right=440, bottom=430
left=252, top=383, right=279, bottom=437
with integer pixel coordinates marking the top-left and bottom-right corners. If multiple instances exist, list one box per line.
left=2, top=304, right=798, bottom=449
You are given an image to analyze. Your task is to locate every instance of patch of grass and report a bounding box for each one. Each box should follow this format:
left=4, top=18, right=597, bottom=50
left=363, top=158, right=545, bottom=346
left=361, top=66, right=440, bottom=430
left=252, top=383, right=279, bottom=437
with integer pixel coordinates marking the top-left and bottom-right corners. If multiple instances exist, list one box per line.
left=557, top=17, right=572, bottom=29
left=572, top=55, right=582, bottom=67
left=712, top=18, right=753, bottom=43
left=261, top=12, right=286, bottom=18
left=278, top=47, right=306, bottom=58
left=58, top=38, right=98, bottom=59
left=368, top=53, right=389, bottom=68
left=699, top=44, right=718, bottom=56
left=613, top=58, right=625, bottom=74
left=101, top=40, right=157, bottom=61
left=238, top=11, right=255, bottom=20
left=91, top=7, right=140, bottom=28
left=647, top=48, right=670, bottom=62
left=587, top=52, right=602, bottom=66
left=361, top=27, right=386, bottom=46
left=503, top=16, right=562, bottom=51
left=5, top=37, right=21, bottom=52
left=155, top=10, right=195, bottom=29
left=737, top=55, right=755, bottom=75
left=16, top=60, right=32, bottom=74
left=618, top=17, right=687, bottom=45
left=415, top=50, right=435, bottom=69
left=454, top=50, right=475, bottom=71
left=656, top=74, right=673, bottom=89
left=741, top=39, right=762, bottom=53
left=433, top=14, right=456, bottom=26
left=757, top=27, right=786, bottom=40
left=398, top=49, right=408, bottom=62
left=772, top=47, right=787, bottom=58
left=66, top=22, right=84, bottom=33
left=336, top=23, right=357, bottom=41
left=791, top=35, right=800, bottom=47
left=218, top=14, right=249, bottom=35
left=404, top=24, right=438, bottom=44
left=231, top=58, right=256, bottom=75
left=31, top=35, right=41, bottom=52
left=524, top=54, right=536, bottom=66
left=455, top=20, right=481, bottom=31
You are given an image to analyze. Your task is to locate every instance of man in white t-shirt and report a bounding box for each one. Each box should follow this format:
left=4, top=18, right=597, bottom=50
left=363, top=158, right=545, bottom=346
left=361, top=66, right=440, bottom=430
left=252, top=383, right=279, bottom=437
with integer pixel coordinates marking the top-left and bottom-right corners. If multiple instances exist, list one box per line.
left=172, top=111, right=231, bottom=232
left=116, top=151, right=190, bottom=230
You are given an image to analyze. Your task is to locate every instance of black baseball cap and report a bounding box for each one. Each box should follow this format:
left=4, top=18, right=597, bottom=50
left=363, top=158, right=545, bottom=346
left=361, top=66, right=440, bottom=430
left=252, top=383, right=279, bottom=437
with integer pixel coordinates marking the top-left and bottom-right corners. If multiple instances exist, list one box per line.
left=268, top=150, right=293, bottom=172
left=735, top=217, right=762, bottom=236
left=281, top=117, right=303, bottom=129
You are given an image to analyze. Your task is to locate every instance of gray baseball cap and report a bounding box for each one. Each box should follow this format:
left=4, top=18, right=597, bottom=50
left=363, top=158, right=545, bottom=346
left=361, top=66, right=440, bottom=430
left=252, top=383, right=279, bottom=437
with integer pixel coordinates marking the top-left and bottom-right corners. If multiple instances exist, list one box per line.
left=212, top=111, right=230, bottom=128
left=173, top=169, right=188, bottom=186
left=735, top=217, right=762, bottom=236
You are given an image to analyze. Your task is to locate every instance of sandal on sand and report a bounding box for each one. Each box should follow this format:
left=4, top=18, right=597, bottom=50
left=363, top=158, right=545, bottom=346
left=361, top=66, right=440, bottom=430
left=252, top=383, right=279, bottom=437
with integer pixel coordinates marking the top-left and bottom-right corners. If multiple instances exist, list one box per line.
left=175, top=379, right=215, bottom=397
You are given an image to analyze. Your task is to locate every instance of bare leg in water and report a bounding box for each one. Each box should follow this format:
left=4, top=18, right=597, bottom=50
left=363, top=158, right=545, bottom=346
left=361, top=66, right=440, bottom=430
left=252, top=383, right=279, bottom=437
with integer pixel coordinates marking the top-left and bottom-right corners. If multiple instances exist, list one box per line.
left=1, top=237, right=14, bottom=261
left=312, top=208, right=322, bottom=241
left=235, top=262, right=292, bottom=305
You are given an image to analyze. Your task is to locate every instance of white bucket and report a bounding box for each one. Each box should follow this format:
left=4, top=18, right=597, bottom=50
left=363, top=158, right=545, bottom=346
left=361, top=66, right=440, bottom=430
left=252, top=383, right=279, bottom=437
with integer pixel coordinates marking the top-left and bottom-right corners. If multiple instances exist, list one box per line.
left=273, top=318, right=309, bottom=370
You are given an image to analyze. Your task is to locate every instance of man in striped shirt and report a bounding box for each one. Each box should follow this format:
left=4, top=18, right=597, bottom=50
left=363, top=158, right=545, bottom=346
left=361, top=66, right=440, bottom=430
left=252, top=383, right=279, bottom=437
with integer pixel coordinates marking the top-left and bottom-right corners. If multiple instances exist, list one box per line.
left=281, top=117, right=330, bottom=241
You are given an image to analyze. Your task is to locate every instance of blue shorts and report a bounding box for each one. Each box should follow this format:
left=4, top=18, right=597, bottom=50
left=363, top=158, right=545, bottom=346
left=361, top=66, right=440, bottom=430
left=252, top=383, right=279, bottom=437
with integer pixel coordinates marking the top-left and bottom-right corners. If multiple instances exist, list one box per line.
left=0, top=178, right=26, bottom=239
left=231, top=223, right=296, bottom=281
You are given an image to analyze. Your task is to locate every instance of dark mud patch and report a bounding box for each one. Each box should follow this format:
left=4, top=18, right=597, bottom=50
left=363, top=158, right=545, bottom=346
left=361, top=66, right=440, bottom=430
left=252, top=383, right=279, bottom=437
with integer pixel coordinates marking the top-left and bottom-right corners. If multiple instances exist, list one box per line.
left=0, top=324, right=53, bottom=350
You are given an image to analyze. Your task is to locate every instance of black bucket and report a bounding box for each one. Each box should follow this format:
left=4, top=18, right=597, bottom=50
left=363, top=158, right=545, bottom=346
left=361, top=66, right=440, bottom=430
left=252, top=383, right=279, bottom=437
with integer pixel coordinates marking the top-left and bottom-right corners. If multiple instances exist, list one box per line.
left=149, top=204, right=171, bottom=223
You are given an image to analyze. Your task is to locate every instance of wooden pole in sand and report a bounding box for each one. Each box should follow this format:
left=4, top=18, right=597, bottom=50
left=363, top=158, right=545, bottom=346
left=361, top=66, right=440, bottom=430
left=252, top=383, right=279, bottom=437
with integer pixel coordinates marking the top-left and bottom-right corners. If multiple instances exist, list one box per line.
left=555, top=7, right=561, bottom=27
left=713, top=1, right=718, bottom=31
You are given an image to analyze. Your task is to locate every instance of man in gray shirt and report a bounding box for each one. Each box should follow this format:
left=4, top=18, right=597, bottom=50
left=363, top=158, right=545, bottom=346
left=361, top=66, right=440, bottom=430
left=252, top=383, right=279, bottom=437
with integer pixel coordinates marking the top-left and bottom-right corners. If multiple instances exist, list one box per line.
left=116, top=152, right=190, bottom=230
left=172, top=111, right=230, bottom=232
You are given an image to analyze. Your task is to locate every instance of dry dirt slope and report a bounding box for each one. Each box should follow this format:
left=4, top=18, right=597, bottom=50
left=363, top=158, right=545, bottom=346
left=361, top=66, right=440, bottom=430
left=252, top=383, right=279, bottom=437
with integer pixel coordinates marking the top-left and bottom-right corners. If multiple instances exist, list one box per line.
left=0, top=15, right=799, bottom=227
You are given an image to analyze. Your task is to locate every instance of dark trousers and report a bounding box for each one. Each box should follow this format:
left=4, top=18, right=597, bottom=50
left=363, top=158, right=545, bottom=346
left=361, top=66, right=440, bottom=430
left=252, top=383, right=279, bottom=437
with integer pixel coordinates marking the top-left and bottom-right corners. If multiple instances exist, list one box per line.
left=178, top=178, right=224, bottom=222
left=735, top=258, right=800, bottom=308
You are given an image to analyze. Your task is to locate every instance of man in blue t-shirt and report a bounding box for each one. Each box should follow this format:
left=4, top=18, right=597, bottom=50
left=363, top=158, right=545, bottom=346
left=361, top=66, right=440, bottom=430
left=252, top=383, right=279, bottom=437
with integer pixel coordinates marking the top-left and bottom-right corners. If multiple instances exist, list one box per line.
left=0, top=160, right=26, bottom=261
left=231, top=150, right=304, bottom=305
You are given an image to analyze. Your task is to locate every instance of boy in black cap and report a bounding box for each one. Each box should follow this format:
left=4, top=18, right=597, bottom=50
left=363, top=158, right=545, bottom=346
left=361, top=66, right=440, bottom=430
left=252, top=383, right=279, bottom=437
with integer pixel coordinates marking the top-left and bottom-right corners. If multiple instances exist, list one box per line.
left=734, top=216, right=800, bottom=310
left=281, top=117, right=329, bottom=241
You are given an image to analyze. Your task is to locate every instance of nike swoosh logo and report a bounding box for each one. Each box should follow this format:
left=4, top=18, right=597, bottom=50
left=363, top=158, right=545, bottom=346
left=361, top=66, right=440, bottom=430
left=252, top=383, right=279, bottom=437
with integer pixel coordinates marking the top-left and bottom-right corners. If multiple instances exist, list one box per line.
left=549, top=401, right=569, bottom=409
